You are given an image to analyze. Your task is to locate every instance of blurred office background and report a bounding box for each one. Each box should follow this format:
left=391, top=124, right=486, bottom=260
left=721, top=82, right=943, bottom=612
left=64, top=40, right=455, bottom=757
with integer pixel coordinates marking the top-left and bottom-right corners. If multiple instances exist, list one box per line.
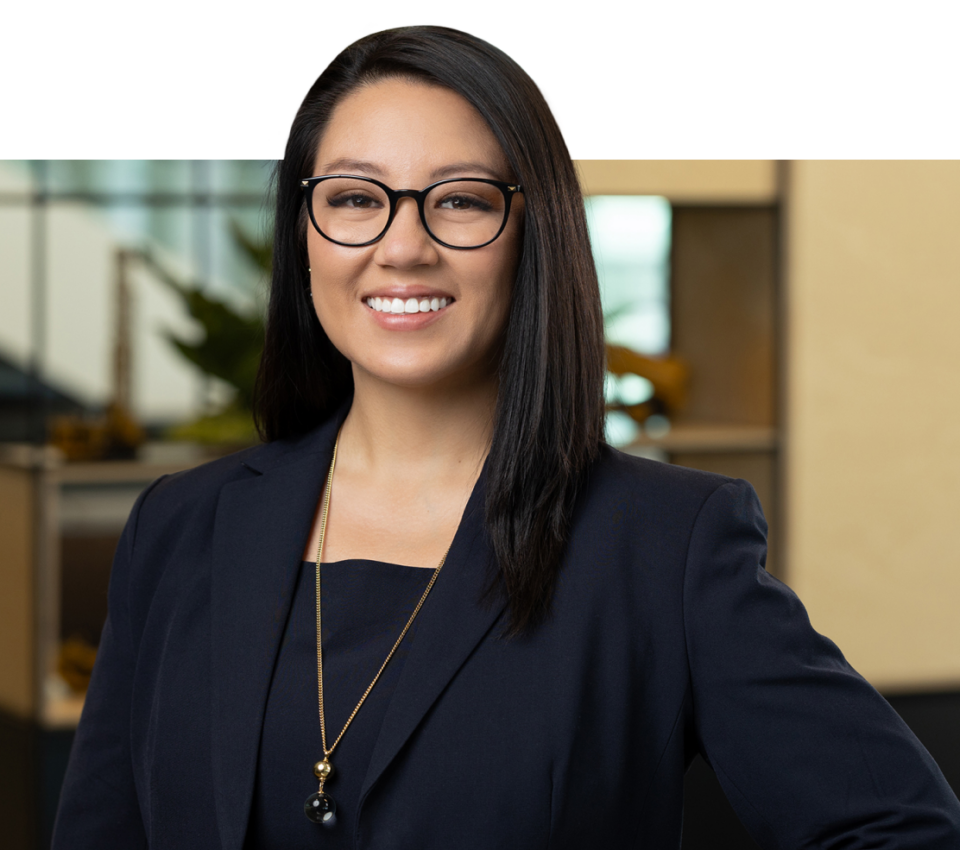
left=1, top=159, right=959, bottom=848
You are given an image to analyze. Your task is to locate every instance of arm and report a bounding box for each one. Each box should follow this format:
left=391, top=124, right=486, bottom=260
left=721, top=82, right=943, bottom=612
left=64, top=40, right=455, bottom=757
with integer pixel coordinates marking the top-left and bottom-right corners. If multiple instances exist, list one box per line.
left=684, top=479, right=960, bottom=849
left=51, top=477, right=167, bottom=850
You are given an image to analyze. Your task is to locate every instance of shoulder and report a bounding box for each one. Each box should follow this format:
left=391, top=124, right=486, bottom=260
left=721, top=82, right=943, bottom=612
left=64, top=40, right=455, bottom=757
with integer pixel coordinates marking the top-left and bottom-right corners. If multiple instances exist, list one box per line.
left=127, top=443, right=262, bottom=542
left=553, top=447, right=767, bottom=649
left=110, top=421, right=340, bottom=613
left=137, top=443, right=262, bottom=518
left=563, top=444, right=764, bottom=585
left=111, top=444, right=269, bottom=592
left=571, top=445, right=768, bottom=585
left=132, top=414, right=341, bottom=534
left=581, top=443, right=753, bottom=524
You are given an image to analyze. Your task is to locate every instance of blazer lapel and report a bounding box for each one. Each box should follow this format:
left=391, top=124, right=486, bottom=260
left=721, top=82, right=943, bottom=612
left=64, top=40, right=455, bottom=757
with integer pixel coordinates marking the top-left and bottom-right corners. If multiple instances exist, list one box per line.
left=359, top=467, right=507, bottom=807
left=210, top=411, right=345, bottom=850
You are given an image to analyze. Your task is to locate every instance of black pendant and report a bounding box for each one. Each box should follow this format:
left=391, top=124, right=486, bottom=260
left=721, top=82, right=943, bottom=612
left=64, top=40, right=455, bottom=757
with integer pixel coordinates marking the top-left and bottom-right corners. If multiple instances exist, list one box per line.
left=304, top=791, right=337, bottom=826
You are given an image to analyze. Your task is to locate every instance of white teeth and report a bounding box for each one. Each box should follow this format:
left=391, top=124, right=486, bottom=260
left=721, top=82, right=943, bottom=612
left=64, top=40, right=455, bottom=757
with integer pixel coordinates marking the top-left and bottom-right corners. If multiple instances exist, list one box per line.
left=366, top=296, right=453, bottom=314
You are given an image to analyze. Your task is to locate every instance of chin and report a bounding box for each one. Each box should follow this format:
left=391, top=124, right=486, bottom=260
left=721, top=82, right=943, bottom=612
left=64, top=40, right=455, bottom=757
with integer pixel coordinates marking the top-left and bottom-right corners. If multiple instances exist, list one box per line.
left=353, top=352, right=440, bottom=381
left=365, top=366, right=460, bottom=390
left=353, top=351, right=488, bottom=392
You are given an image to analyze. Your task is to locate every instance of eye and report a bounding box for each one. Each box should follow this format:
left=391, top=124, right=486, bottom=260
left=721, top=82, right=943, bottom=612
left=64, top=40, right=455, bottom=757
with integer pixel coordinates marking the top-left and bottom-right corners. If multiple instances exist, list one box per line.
left=436, top=193, right=494, bottom=213
left=327, top=192, right=383, bottom=210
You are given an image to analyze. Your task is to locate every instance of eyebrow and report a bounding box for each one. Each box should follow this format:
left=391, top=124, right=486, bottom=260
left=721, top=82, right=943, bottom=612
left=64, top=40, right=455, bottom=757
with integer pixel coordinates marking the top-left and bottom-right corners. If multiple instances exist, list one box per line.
left=315, top=158, right=506, bottom=182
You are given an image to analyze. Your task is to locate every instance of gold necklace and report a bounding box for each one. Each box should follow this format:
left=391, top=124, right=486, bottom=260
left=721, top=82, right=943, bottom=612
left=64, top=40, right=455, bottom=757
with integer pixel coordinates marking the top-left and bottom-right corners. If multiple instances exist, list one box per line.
left=304, top=428, right=448, bottom=826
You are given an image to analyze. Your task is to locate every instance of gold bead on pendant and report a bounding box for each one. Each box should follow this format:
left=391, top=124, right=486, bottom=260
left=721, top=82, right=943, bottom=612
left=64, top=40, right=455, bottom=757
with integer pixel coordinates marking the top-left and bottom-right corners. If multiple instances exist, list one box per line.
left=314, top=759, right=333, bottom=780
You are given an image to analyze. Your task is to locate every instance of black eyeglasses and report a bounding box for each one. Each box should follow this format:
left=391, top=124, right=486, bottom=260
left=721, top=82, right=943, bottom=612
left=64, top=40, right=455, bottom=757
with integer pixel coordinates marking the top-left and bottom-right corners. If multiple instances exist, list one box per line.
left=300, top=175, right=523, bottom=250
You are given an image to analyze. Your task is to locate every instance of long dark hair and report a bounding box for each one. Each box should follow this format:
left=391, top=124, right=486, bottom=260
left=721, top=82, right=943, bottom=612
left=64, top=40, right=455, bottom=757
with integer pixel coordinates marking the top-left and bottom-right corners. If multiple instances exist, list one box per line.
left=254, top=25, right=606, bottom=634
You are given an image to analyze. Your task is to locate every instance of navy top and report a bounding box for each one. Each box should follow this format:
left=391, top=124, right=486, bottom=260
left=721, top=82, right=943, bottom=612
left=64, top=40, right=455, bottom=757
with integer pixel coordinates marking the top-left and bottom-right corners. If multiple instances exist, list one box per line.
left=247, top=559, right=433, bottom=849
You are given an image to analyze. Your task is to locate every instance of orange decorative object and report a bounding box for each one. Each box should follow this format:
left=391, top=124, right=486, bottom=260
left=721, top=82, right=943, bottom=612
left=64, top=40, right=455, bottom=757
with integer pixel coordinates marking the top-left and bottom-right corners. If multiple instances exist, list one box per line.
left=58, top=636, right=99, bottom=695
left=49, top=403, right=145, bottom=462
left=605, top=344, right=690, bottom=424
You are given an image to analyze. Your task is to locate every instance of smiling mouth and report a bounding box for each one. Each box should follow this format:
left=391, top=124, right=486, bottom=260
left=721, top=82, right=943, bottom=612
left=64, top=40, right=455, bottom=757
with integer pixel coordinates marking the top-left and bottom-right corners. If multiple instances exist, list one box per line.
left=365, top=296, right=454, bottom=314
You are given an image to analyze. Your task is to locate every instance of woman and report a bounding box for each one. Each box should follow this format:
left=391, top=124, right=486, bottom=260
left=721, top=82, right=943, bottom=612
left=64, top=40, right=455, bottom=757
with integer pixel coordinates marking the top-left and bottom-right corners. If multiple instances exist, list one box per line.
left=54, top=25, right=960, bottom=850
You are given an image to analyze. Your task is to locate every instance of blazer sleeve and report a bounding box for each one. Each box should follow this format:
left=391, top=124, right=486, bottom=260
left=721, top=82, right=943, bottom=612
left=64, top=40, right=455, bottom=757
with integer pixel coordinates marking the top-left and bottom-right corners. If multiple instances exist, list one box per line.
left=683, top=479, right=960, bottom=849
left=51, top=477, right=168, bottom=850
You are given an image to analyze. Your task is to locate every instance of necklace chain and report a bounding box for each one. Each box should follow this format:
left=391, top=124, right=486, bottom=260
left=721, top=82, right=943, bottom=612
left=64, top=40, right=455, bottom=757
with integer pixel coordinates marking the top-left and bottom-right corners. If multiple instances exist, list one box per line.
left=314, top=427, right=448, bottom=766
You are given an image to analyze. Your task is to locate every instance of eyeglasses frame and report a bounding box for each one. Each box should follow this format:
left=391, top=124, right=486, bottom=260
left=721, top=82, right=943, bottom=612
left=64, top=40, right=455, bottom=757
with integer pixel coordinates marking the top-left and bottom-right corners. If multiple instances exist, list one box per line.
left=300, top=174, right=523, bottom=250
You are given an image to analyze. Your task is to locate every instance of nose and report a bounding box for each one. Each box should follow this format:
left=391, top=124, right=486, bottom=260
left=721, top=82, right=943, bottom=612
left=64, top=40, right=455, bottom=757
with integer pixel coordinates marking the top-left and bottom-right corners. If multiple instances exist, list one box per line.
left=373, top=196, right=439, bottom=269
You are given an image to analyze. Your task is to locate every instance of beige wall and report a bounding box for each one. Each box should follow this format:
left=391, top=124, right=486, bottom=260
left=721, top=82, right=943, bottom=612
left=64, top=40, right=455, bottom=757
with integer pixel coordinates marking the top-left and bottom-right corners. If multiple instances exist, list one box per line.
left=785, top=161, right=960, bottom=691
left=577, top=159, right=778, bottom=202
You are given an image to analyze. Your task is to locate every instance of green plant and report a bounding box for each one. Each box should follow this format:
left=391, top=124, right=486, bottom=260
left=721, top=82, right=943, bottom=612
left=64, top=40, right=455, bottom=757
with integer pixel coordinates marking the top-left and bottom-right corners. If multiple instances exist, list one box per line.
left=146, top=221, right=271, bottom=445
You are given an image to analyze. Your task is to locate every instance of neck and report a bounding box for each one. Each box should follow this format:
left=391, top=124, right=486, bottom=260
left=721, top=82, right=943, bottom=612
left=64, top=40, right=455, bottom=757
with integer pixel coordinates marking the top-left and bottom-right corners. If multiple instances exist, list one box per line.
left=338, top=367, right=498, bottom=487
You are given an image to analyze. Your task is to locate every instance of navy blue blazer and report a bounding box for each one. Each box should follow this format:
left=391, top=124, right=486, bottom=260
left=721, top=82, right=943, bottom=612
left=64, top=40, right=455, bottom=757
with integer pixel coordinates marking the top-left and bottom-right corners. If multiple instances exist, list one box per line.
left=54, top=406, right=960, bottom=849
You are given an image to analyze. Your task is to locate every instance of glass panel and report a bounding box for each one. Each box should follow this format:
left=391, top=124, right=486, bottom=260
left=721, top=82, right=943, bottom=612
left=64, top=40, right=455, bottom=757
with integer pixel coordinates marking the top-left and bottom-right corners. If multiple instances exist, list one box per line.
left=0, top=160, right=35, bottom=193
left=210, top=160, right=277, bottom=196
left=207, top=205, right=273, bottom=309
left=0, top=207, right=33, bottom=367
left=45, top=160, right=192, bottom=195
left=586, top=195, right=672, bottom=446
left=585, top=195, right=671, bottom=356
left=45, top=202, right=117, bottom=408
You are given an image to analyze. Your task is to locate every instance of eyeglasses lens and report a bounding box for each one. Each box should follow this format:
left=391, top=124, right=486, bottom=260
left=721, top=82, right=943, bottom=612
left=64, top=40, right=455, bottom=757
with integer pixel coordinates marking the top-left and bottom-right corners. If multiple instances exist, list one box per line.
left=311, top=179, right=508, bottom=248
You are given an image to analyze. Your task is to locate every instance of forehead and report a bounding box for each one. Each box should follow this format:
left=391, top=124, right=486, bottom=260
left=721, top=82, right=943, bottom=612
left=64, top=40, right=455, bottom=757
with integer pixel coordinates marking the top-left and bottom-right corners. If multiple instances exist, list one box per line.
left=313, top=77, right=510, bottom=180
